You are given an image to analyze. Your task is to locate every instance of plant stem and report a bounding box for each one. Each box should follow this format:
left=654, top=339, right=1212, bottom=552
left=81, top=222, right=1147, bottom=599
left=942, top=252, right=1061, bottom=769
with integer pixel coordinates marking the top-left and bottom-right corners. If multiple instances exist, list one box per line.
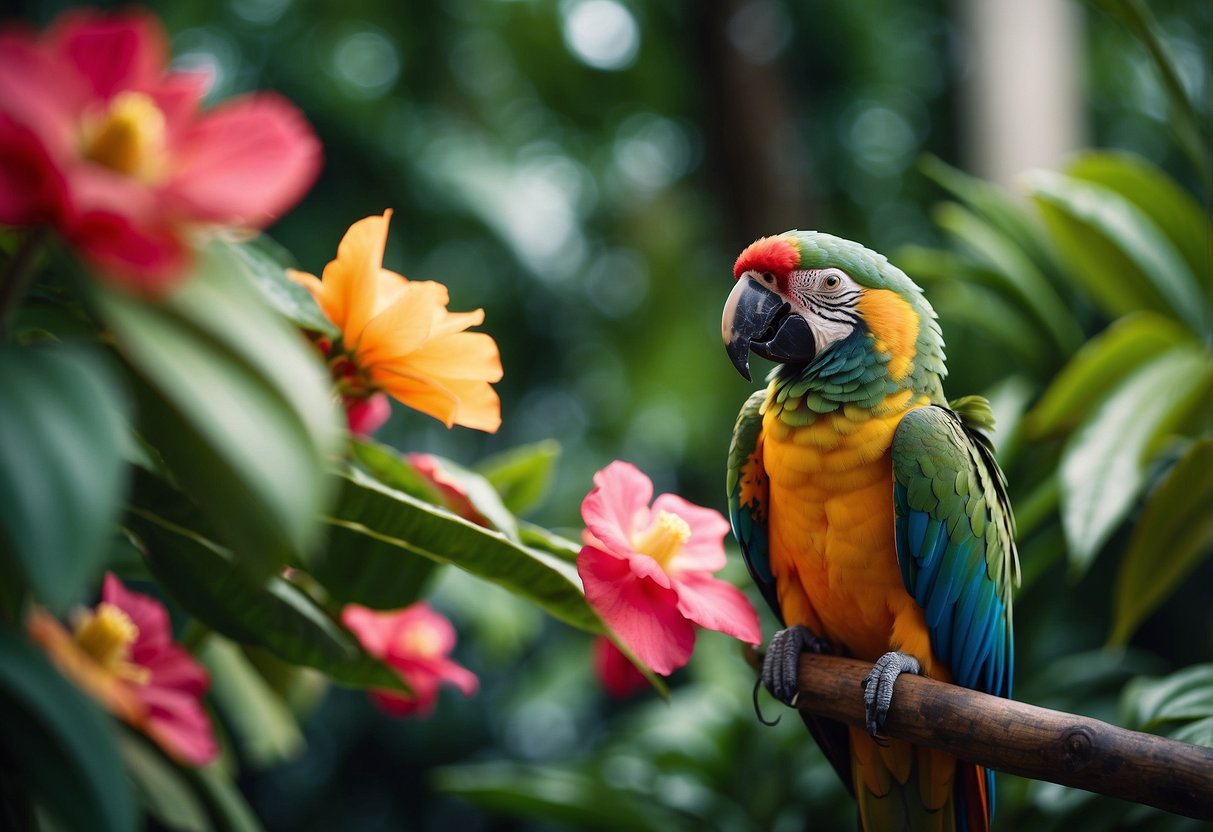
left=0, top=228, right=49, bottom=339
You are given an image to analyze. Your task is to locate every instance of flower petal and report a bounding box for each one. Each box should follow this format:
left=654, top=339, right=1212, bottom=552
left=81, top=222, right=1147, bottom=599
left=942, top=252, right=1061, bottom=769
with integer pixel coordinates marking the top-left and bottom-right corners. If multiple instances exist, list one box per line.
left=372, top=369, right=460, bottom=428
left=592, top=636, right=649, bottom=699
left=651, top=493, right=730, bottom=574
left=317, top=212, right=391, bottom=339
left=63, top=209, right=189, bottom=292
left=0, top=115, right=68, bottom=225
left=50, top=9, right=168, bottom=100
left=138, top=683, right=219, bottom=766
left=340, top=604, right=401, bottom=659
left=404, top=331, right=502, bottom=382
left=673, top=573, right=762, bottom=645
left=355, top=279, right=444, bottom=363
left=102, top=573, right=172, bottom=653
left=577, top=546, right=694, bottom=675
left=165, top=93, right=321, bottom=226
left=581, top=461, right=653, bottom=560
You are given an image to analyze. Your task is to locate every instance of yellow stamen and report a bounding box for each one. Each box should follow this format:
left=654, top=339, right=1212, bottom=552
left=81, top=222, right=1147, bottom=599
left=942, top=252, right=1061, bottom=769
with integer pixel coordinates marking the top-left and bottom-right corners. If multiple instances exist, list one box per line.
left=82, top=91, right=166, bottom=180
left=398, top=622, right=444, bottom=660
left=73, top=603, right=150, bottom=685
left=632, top=510, right=691, bottom=568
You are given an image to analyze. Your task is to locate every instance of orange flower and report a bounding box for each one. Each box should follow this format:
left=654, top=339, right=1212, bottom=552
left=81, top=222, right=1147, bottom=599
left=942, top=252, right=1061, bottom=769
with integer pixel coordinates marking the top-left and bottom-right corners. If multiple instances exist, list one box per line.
left=289, top=211, right=502, bottom=432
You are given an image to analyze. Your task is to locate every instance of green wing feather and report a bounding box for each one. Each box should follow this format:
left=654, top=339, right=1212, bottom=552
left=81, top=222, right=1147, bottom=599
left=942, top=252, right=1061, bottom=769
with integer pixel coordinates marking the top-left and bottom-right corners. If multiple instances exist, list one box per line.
left=727, top=390, right=778, bottom=617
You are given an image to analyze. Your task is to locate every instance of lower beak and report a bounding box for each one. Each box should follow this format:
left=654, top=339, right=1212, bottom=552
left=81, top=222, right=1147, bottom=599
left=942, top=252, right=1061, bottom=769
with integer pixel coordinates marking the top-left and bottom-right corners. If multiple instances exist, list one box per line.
left=721, top=277, right=817, bottom=381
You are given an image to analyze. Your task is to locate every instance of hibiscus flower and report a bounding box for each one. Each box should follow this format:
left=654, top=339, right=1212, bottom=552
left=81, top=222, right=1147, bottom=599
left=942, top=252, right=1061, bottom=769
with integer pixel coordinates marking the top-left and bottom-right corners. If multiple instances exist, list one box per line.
left=289, top=211, right=502, bottom=433
left=577, top=461, right=761, bottom=675
left=341, top=602, right=478, bottom=717
left=0, top=8, right=320, bottom=288
left=27, top=573, right=217, bottom=766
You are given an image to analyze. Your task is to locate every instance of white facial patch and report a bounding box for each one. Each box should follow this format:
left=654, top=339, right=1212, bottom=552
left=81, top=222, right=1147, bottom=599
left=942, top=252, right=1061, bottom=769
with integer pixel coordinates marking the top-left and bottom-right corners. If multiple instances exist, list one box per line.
left=784, top=268, right=862, bottom=352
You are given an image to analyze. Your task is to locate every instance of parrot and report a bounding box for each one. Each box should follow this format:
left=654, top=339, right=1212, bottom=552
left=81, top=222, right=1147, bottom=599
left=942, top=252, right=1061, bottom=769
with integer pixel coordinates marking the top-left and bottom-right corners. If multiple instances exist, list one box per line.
left=721, top=231, right=1018, bottom=832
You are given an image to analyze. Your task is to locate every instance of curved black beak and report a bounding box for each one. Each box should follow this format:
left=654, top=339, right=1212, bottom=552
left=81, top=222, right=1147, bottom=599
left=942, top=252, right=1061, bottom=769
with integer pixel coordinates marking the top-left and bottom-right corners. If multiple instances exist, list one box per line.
left=722, top=277, right=817, bottom=381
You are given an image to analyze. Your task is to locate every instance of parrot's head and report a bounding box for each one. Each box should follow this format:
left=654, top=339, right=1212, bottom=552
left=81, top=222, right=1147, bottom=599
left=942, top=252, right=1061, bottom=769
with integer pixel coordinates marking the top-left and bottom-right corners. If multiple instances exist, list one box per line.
left=721, top=230, right=943, bottom=387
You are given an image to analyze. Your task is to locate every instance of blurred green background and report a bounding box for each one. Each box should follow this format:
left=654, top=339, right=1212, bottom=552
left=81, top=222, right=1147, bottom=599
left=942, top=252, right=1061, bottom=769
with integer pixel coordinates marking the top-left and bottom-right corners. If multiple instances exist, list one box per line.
left=10, top=0, right=1210, bottom=829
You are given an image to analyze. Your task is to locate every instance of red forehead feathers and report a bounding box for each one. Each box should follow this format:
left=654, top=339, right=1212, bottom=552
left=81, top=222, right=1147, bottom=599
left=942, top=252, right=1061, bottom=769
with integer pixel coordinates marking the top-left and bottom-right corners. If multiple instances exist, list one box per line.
left=733, top=235, right=800, bottom=280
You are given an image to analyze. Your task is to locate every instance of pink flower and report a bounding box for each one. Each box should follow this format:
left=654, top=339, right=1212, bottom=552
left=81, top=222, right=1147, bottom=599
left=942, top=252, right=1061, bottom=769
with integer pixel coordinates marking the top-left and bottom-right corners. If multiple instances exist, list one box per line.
left=0, top=9, right=321, bottom=289
left=406, top=452, right=491, bottom=527
left=592, top=636, right=649, bottom=699
left=345, top=392, right=391, bottom=436
left=576, top=461, right=761, bottom=675
left=341, top=602, right=478, bottom=717
left=27, top=573, right=217, bottom=766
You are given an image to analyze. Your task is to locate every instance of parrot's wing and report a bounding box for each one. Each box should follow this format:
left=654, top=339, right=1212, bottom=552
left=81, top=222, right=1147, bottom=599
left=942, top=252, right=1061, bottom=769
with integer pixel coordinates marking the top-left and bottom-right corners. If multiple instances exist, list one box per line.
left=891, top=404, right=1018, bottom=699
left=727, top=390, right=780, bottom=620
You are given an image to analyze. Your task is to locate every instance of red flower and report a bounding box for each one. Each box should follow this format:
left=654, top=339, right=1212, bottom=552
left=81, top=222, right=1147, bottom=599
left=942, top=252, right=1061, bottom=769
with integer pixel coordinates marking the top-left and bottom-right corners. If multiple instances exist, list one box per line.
left=341, top=602, right=478, bottom=717
left=0, top=9, right=320, bottom=288
left=345, top=392, right=391, bottom=436
left=576, top=461, right=761, bottom=675
left=28, top=573, right=218, bottom=766
left=592, top=636, right=649, bottom=699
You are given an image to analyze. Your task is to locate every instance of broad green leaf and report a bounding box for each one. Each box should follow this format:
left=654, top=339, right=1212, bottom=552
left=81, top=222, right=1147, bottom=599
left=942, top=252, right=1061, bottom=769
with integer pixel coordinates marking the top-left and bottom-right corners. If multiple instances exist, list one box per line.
left=1170, top=716, right=1213, bottom=748
left=189, top=765, right=267, bottom=832
left=1028, top=312, right=1193, bottom=437
left=925, top=282, right=1055, bottom=377
left=0, top=627, right=136, bottom=832
left=91, top=243, right=342, bottom=577
left=1110, top=440, right=1213, bottom=645
left=199, top=636, right=305, bottom=768
left=1026, top=170, right=1208, bottom=334
left=432, top=762, right=685, bottom=832
left=220, top=238, right=338, bottom=337
left=933, top=202, right=1083, bottom=354
left=1066, top=151, right=1210, bottom=294
left=475, top=439, right=562, bottom=516
left=128, top=503, right=406, bottom=692
left=1059, top=348, right=1210, bottom=574
left=1121, top=664, right=1213, bottom=735
left=311, top=469, right=602, bottom=632
left=350, top=438, right=443, bottom=502
left=118, top=730, right=212, bottom=832
left=405, top=450, right=521, bottom=540
left=0, top=343, right=128, bottom=613
left=518, top=521, right=582, bottom=563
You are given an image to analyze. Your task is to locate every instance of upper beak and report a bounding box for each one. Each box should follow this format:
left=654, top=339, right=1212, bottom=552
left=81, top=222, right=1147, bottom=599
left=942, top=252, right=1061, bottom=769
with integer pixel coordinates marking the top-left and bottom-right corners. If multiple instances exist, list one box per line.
left=721, top=276, right=817, bottom=381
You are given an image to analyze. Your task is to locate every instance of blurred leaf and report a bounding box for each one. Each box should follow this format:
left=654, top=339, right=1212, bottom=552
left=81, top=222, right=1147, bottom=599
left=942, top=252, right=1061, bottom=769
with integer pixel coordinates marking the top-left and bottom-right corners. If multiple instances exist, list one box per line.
left=1028, top=312, right=1193, bottom=437
left=199, top=636, right=305, bottom=768
left=1018, top=646, right=1167, bottom=719
left=1059, top=348, right=1210, bottom=575
left=922, top=281, right=1055, bottom=376
left=91, top=243, right=342, bottom=579
left=518, top=521, right=582, bottom=563
left=475, top=439, right=562, bottom=516
left=1110, top=440, right=1213, bottom=645
left=0, top=626, right=136, bottom=832
left=1170, top=717, right=1213, bottom=748
left=433, top=762, right=688, bottom=832
left=933, top=201, right=1084, bottom=354
left=1066, top=151, right=1210, bottom=293
left=412, top=452, right=521, bottom=540
left=1026, top=170, right=1208, bottom=334
left=189, top=764, right=267, bottom=832
left=0, top=344, right=128, bottom=614
left=351, top=438, right=443, bottom=502
left=223, top=237, right=338, bottom=337
left=118, top=730, right=212, bottom=832
left=1121, top=664, right=1213, bottom=744
left=310, top=469, right=601, bottom=632
left=129, top=501, right=406, bottom=692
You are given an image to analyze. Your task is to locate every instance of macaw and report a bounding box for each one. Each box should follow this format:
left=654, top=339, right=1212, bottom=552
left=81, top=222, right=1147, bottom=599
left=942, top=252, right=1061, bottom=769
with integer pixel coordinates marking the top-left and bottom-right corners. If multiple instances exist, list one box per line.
left=722, top=231, right=1018, bottom=832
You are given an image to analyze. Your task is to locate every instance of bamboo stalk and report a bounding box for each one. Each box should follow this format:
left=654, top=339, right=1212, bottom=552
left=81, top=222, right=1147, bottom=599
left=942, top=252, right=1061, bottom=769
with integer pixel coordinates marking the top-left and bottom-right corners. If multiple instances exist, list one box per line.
left=787, top=652, right=1213, bottom=820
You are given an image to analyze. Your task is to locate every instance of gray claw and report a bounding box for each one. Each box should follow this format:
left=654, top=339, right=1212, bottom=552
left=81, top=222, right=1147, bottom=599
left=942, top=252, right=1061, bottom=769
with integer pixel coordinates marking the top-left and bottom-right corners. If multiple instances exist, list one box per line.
left=861, top=651, right=921, bottom=736
left=761, top=625, right=832, bottom=706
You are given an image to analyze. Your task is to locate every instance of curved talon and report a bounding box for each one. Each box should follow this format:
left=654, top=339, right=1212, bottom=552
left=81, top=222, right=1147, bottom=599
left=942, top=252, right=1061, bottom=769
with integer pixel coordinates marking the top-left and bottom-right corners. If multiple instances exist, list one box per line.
left=752, top=676, right=781, bottom=726
left=760, top=625, right=832, bottom=707
left=861, top=651, right=921, bottom=737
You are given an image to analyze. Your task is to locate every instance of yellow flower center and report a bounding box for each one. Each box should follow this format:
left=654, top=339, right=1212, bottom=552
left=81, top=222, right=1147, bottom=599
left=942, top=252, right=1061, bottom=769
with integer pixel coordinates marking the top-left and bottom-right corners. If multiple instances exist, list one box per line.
left=73, top=603, right=150, bottom=685
left=82, top=91, right=167, bottom=180
left=398, top=621, right=444, bottom=660
left=632, top=510, right=691, bottom=568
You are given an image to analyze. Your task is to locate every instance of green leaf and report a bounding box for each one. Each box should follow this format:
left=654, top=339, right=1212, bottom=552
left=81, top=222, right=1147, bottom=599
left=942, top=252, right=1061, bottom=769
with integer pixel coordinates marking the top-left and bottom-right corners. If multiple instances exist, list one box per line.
left=128, top=502, right=406, bottom=692
left=199, top=636, right=305, bottom=769
left=118, top=730, right=213, bottom=832
left=220, top=237, right=338, bottom=337
left=407, top=451, right=521, bottom=540
left=90, top=243, right=342, bottom=578
left=1170, top=716, right=1213, bottom=748
left=1027, top=312, right=1193, bottom=438
left=0, top=626, right=136, bottom=832
left=432, top=762, right=686, bottom=832
left=1026, top=170, right=1208, bottom=334
left=923, top=281, right=1055, bottom=377
left=188, top=765, right=267, bottom=832
left=1110, top=440, right=1213, bottom=645
left=1059, top=348, right=1211, bottom=574
left=310, top=469, right=602, bottom=632
left=0, top=343, right=128, bottom=613
left=475, top=439, right=562, bottom=516
left=1066, top=151, right=1210, bottom=294
left=1121, top=664, right=1213, bottom=738
left=518, top=521, right=582, bottom=563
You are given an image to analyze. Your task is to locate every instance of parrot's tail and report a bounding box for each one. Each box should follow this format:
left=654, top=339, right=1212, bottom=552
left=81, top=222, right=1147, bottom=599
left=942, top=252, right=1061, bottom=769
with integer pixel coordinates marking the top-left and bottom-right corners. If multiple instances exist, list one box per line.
left=849, top=727, right=990, bottom=832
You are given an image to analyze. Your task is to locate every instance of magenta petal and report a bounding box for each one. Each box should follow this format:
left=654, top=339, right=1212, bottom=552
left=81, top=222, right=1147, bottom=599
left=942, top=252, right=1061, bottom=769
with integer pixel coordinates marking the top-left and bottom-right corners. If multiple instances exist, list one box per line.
left=578, top=546, right=694, bottom=675
left=138, top=684, right=218, bottom=766
left=51, top=10, right=168, bottom=100
left=673, top=573, right=762, bottom=645
left=102, top=573, right=172, bottom=651
left=593, top=636, right=649, bottom=699
left=142, top=643, right=210, bottom=697
left=340, top=604, right=398, bottom=659
left=652, top=493, right=729, bottom=573
left=166, top=93, right=321, bottom=226
left=580, top=461, right=652, bottom=559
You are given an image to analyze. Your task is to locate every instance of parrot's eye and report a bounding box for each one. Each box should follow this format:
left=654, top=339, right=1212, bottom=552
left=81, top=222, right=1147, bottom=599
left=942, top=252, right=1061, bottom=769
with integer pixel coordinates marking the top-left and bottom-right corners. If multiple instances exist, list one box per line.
left=823, top=273, right=840, bottom=289
left=762, top=272, right=775, bottom=284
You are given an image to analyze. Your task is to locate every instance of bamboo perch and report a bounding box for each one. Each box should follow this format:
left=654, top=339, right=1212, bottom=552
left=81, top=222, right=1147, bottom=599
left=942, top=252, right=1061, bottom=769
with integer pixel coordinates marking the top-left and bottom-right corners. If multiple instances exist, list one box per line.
left=786, top=652, right=1213, bottom=820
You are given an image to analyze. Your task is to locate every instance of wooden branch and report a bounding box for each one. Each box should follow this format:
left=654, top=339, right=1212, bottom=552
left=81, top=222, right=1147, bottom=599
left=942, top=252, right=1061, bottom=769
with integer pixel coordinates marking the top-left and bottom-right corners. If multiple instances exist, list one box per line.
left=788, top=653, right=1213, bottom=820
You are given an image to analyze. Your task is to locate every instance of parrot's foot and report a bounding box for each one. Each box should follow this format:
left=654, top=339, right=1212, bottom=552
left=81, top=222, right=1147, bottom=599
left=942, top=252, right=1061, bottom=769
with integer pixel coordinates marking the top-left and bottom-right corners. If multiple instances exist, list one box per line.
left=761, top=625, right=832, bottom=706
left=861, top=651, right=921, bottom=737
